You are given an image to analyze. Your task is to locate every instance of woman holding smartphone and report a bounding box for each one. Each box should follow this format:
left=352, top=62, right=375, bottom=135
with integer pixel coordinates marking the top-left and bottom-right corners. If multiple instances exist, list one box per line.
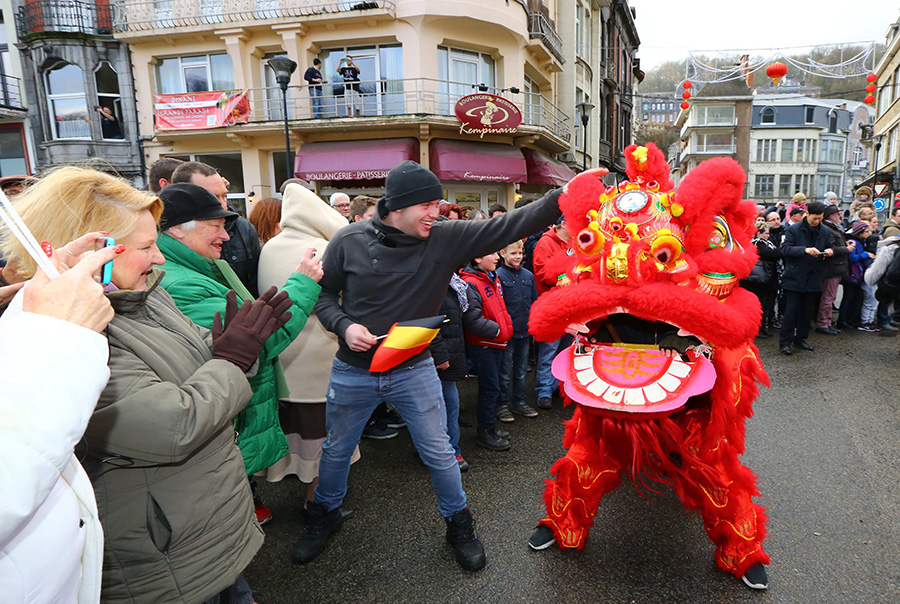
left=2, top=166, right=290, bottom=604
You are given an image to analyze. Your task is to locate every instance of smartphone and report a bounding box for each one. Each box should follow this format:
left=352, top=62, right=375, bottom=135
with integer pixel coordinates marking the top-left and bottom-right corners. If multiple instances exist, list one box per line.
left=95, top=237, right=116, bottom=285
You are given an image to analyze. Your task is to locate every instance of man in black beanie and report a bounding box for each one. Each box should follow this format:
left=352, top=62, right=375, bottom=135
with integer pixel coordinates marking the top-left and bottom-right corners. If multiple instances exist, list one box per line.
left=292, top=159, right=563, bottom=571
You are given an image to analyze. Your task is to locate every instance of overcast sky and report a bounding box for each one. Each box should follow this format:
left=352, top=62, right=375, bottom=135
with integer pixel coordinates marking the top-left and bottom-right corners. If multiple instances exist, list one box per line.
left=630, top=0, right=898, bottom=70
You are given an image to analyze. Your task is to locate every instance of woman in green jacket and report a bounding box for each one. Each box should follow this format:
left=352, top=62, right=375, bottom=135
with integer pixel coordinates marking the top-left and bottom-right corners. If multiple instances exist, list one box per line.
left=156, top=183, right=323, bottom=519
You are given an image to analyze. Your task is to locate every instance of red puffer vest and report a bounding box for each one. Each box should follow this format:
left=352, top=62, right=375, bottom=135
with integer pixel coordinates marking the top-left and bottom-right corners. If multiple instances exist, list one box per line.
left=460, top=267, right=513, bottom=348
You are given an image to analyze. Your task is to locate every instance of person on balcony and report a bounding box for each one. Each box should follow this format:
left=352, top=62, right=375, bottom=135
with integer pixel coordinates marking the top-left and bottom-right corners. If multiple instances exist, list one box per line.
left=304, top=58, right=326, bottom=119
left=337, top=56, right=361, bottom=117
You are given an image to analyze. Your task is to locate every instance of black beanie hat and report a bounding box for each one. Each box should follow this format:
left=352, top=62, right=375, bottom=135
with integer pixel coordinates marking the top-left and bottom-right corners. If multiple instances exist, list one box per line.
left=158, top=183, right=238, bottom=230
left=382, top=161, right=443, bottom=212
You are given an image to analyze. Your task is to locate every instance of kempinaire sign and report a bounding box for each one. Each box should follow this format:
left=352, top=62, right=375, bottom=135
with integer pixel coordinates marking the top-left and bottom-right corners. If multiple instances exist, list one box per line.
left=455, top=94, right=523, bottom=138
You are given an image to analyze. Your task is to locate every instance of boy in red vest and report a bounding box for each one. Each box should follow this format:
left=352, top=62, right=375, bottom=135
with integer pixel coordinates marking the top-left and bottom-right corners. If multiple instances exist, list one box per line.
left=460, top=252, right=513, bottom=451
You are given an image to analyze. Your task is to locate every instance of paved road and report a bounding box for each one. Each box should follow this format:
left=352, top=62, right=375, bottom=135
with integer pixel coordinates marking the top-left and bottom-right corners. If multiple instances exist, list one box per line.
left=245, top=329, right=900, bottom=604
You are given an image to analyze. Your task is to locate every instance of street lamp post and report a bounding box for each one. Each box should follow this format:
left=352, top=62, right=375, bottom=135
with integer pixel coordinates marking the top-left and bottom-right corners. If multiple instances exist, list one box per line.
left=267, top=56, right=298, bottom=184
left=575, top=101, right=595, bottom=172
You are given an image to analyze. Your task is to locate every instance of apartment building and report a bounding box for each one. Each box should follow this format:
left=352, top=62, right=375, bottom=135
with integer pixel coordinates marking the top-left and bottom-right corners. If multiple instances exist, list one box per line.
left=13, top=0, right=144, bottom=183
left=113, top=0, right=639, bottom=211
left=748, top=95, right=858, bottom=205
left=0, top=1, right=32, bottom=177
left=675, top=77, right=754, bottom=191
left=638, top=91, right=678, bottom=126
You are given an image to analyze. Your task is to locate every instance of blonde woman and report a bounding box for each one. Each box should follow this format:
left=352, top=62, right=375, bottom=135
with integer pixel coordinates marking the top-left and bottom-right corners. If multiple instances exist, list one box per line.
left=2, top=166, right=290, bottom=604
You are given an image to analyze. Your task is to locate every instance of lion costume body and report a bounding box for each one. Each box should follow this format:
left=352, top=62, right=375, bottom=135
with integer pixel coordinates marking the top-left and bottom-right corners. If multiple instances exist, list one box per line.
left=529, top=143, right=770, bottom=583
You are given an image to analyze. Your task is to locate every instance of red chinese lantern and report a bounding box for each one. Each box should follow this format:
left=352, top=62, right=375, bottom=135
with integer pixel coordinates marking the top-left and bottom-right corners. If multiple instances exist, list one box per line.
left=680, top=101, right=690, bottom=110
left=867, top=73, right=877, bottom=82
left=866, top=84, right=877, bottom=93
left=766, top=61, right=788, bottom=85
left=865, top=95, right=875, bottom=105
left=682, top=91, right=691, bottom=100
left=683, top=81, right=692, bottom=89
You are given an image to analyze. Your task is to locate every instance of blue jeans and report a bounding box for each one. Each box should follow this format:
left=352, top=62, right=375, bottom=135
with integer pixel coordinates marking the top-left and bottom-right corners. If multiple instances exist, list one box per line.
left=467, top=345, right=503, bottom=431
left=535, top=338, right=561, bottom=399
left=440, top=380, right=461, bottom=455
left=500, top=336, right=531, bottom=406
left=877, top=298, right=893, bottom=327
left=309, top=86, right=323, bottom=118
left=316, top=357, right=466, bottom=518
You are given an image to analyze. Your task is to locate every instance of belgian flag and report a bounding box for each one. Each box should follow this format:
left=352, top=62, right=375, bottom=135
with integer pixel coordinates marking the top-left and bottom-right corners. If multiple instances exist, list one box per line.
left=369, top=316, right=445, bottom=373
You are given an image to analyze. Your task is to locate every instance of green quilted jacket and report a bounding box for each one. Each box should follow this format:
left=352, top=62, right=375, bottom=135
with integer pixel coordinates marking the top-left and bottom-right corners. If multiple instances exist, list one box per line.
left=157, top=233, right=321, bottom=474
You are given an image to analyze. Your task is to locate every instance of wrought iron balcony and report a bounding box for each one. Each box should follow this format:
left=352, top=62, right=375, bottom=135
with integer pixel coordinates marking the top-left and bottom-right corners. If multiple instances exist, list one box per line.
left=17, top=0, right=114, bottom=38
left=528, top=11, right=564, bottom=65
left=113, top=0, right=395, bottom=33
left=0, top=74, right=26, bottom=110
left=155, top=78, right=572, bottom=144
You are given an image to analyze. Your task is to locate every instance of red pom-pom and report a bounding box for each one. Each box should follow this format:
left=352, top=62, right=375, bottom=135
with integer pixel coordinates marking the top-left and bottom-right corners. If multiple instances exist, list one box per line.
left=867, top=73, right=877, bottom=82
left=681, top=101, right=689, bottom=110
left=683, top=81, right=692, bottom=89
left=866, top=84, right=876, bottom=93
left=682, top=91, right=691, bottom=100
left=865, top=95, right=875, bottom=104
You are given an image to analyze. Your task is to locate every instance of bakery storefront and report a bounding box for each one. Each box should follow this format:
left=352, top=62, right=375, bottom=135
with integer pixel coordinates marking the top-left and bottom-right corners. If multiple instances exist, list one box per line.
left=292, top=93, right=574, bottom=210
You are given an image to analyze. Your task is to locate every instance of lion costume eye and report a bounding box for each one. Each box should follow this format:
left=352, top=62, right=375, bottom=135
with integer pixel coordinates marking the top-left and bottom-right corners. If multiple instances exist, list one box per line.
left=708, top=216, right=735, bottom=251
left=651, top=233, right=682, bottom=265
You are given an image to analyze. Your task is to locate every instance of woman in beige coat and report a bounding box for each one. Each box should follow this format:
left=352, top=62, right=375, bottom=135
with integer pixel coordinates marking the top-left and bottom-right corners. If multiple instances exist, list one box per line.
left=258, top=183, right=359, bottom=504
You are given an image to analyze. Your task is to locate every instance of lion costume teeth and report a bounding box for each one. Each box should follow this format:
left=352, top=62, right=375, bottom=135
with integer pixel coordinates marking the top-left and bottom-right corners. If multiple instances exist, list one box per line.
left=530, top=143, right=771, bottom=579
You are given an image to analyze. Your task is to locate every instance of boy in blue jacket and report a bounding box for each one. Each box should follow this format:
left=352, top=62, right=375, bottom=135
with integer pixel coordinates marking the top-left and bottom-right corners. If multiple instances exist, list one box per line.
left=496, top=239, right=539, bottom=421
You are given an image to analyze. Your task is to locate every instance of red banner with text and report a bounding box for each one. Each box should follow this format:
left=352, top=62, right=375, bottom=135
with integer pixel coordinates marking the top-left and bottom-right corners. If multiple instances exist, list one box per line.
left=154, top=90, right=250, bottom=131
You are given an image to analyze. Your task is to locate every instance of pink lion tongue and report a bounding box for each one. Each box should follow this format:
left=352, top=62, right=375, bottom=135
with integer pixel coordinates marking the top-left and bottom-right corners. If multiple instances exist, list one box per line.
left=552, top=344, right=716, bottom=415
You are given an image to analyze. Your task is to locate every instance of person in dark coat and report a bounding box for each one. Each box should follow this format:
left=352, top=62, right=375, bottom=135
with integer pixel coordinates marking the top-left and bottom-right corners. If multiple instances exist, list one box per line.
left=741, top=221, right=781, bottom=338
left=430, top=271, right=497, bottom=471
left=778, top=201, right=833, bottom=355
left=815, top=204, right=852, bottom=335
left=764, top=210, right=786, bottom=327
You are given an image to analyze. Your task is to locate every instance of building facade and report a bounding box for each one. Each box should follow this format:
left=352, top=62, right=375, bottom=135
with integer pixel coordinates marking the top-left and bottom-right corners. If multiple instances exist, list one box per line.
left=638, top=91, right=677, bottom=126
left=867, top=13, right=900, bottom=207
left=114, top=0, right=639, bottom=211
left=14, top=0, right=144, bottom=183
left=0, top=0, right=32, bottom=177
left=748, top=95, right=860, bottom=206
left=675, top=77, right=754, bottom=191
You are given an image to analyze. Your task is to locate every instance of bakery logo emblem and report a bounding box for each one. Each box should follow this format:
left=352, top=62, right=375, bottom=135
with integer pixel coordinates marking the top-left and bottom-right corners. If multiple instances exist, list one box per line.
left=455, top=94, right=523, bottom=138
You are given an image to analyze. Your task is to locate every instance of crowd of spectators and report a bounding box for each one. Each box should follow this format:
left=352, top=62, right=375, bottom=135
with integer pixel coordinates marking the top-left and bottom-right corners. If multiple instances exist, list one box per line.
left=743, top=187, right=900, bottom=356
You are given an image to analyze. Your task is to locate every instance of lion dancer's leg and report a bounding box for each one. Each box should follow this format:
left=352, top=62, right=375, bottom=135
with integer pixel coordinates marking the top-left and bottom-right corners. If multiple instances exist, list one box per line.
left=538, top=406, right=623, bottom=549
left=670, top=410, right=770, bottom=580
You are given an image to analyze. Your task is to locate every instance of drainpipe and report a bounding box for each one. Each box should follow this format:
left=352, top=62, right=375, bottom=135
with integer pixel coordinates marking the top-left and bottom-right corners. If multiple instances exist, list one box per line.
left=125, top=44, right=147, bottom=188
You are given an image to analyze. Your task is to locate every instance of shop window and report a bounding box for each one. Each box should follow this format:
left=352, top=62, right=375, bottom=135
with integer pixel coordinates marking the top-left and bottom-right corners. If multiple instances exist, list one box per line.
left=318, top=44, right=403, bottom=118
left=438, top=46, right=496, bottom=112
left=0, top=126, right=28, bottom=175
left=155, top=53, right=234, bottom=94
left=46, top=63, right=90, bottom=139
left=95, top=62, right=123, bottom=139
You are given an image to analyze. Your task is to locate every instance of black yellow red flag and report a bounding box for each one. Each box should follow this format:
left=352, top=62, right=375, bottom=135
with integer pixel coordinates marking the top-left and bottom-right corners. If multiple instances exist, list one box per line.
left=369, top=316, right=445, bottom=373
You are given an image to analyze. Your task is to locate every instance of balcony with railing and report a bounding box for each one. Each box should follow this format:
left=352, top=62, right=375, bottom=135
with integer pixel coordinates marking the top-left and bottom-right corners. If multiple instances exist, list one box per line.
left=0, top=75, right=26, bottom=111
left=17, top=0, right=114, bottom=38
left=113, top=0, right=395, bottom=34
left=156, top=78, right=571, bottom=147
left=527, top=11, right=564, bottom=65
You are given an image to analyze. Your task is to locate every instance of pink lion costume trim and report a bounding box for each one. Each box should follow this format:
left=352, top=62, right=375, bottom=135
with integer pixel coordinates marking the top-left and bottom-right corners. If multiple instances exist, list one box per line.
left=531, top=143, right=771, bottom=578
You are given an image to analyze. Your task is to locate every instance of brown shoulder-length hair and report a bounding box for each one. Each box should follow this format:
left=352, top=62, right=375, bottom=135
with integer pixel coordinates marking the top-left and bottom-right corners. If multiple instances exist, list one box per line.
left=438, top=202, right=463, bottom=219
left=249, top=197, right=282, bottom=243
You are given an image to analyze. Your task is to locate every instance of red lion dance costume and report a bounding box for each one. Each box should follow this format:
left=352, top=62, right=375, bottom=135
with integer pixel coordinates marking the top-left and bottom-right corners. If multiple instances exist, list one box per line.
left=530, top=143, right=770, bottom=588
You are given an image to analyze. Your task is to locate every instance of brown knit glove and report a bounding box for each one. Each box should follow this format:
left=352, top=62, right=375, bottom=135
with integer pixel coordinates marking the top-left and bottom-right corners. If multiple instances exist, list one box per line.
left=211, top=288, right=293, bottom=372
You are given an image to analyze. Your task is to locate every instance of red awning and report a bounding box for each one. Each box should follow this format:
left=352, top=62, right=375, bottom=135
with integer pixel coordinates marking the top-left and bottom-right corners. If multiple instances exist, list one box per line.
left=523, top=148, right=577, bottom=186
left=294, top=138, right=419, bottom=181
left=429, top=139, right=527, bottom=183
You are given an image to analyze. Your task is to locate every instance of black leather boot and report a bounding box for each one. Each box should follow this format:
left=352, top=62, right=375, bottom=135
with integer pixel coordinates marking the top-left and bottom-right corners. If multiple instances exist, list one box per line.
left=291, top=502, right=347, bottom=563
left=445, top=508, right=486, bottom=571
